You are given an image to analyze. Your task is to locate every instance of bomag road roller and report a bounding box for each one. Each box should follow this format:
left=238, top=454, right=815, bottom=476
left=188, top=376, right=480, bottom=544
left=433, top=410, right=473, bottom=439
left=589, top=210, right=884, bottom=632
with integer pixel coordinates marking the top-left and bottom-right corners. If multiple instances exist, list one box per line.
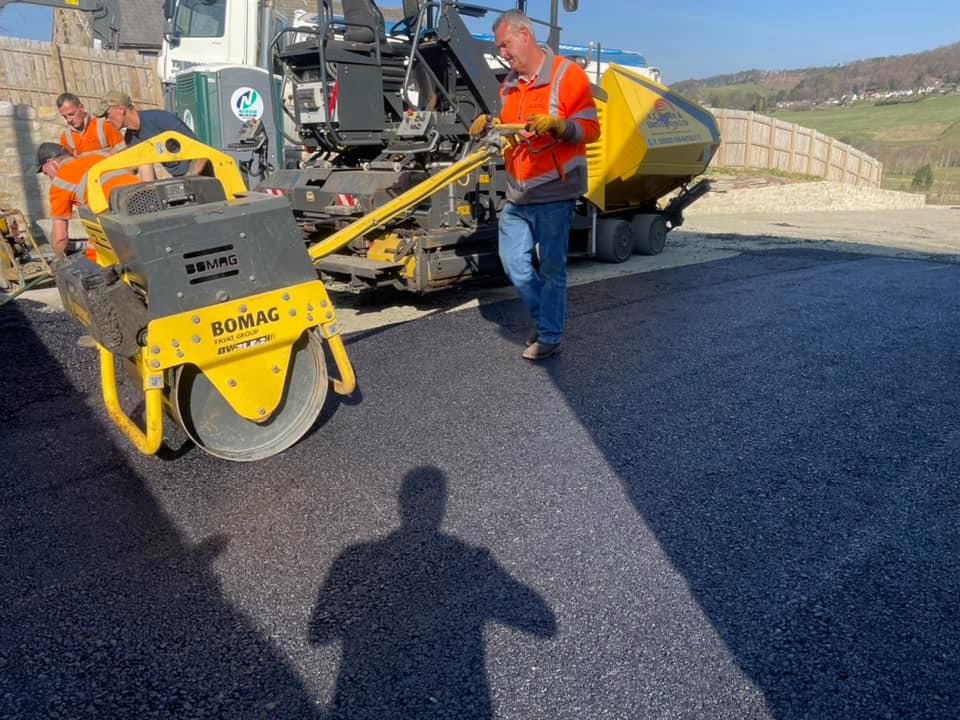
left=51, top=132, right=356, bottom=462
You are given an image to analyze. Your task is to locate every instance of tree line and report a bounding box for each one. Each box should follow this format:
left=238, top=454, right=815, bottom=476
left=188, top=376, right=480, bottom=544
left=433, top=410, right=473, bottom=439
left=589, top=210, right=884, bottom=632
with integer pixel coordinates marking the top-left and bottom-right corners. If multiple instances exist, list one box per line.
left=674, top=42, right=960, bottom=109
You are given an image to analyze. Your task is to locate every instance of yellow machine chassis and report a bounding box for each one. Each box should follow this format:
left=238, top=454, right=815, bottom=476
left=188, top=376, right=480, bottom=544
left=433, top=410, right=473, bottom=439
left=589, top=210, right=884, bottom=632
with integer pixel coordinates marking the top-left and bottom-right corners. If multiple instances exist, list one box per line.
left=99, top=280, right=356, bottom=455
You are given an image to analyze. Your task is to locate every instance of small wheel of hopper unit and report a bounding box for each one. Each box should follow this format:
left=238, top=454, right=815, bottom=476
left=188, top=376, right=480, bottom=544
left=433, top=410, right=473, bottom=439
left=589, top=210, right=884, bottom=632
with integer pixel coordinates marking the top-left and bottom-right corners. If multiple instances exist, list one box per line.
left=171, top=329, right=329, bottom=462
left=595, top=218, right=633, bottom=263
left=631, top=214, right=667, bottom=256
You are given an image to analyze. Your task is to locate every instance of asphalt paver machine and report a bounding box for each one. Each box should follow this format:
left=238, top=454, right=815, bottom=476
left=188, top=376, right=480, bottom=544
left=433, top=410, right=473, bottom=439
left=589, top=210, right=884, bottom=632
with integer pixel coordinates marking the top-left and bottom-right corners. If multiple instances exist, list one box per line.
left=259, top=0, right=721, bottom=292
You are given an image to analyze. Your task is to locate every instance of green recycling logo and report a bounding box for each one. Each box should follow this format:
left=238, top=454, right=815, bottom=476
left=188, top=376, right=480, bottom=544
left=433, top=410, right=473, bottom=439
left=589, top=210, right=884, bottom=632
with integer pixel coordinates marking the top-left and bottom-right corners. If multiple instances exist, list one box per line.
left=230, top=87, right=264, bottom=121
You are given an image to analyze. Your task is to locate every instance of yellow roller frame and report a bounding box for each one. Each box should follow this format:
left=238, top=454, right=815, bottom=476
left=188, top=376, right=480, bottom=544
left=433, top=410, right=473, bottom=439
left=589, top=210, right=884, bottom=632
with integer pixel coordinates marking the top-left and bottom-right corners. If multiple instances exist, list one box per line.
left=93, top=279, right=356, bottom=453
left=100, top=345, right=164, bottom=455
left=84, top=131, right=247, bottom=215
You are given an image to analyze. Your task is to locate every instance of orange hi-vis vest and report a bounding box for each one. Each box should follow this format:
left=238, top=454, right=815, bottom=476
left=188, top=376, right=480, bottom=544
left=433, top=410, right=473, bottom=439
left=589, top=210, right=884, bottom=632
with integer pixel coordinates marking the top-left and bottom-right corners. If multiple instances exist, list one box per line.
left=60, top=116, right=126, bottom=157
left=48, top=152, right=140, bottom=260
left=498, top=45, right=600, bottom=205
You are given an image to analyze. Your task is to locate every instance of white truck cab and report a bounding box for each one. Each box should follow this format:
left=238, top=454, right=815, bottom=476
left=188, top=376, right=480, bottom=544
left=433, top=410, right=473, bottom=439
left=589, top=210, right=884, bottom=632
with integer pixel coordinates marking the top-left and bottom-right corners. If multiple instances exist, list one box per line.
left=159, top=0, right=282, bottom=84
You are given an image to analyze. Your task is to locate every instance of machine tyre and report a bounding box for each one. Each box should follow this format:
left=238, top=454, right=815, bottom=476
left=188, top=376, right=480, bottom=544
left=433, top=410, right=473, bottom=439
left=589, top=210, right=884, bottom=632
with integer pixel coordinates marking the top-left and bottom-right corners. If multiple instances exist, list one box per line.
left=631, top=214, right=667, bottom=255
left=595, top=218, right=633, bottom=263
left=171, top=329, right=329, bottom=462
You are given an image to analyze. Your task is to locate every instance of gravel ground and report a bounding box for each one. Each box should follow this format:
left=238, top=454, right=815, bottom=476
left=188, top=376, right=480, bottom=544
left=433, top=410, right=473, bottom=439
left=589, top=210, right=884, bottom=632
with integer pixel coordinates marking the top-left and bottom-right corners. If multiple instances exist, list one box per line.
left=686, top=181, right=928, bottom=215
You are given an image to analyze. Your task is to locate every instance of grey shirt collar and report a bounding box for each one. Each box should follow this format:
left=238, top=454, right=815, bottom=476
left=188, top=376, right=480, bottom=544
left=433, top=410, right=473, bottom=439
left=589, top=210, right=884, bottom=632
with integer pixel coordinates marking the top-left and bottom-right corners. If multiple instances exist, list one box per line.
left=504, top=45, right=556, bottom=90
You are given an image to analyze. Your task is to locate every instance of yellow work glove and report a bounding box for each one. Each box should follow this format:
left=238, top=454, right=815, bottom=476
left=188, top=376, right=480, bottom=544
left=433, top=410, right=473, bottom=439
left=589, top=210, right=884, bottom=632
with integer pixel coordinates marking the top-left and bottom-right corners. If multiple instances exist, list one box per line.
left=526, top=114, right=567, bottom=137
left=469, top=114, right=491, bottom=139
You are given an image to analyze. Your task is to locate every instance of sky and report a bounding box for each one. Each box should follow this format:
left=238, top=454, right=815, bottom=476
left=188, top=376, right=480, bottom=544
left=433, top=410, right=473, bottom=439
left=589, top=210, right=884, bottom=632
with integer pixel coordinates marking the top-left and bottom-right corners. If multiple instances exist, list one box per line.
left=1, top=1, right=958, bottom=83
left=0, top=4, right=49, bottom=39
left=500, top=0, right=960, bottom=83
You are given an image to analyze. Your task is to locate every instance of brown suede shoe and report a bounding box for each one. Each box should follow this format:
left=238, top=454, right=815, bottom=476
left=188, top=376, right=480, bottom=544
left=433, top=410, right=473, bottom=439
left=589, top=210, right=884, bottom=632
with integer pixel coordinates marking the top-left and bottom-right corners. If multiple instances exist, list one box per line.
left=522, top=341, right=560, bottom=360
left=525, top=327, right=539, bottom=346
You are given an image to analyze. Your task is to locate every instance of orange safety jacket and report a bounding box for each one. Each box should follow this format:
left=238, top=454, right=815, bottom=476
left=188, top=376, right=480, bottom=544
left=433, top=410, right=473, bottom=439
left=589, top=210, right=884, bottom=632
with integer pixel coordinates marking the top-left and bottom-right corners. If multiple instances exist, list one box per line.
left=60, top=116, right=126, bottom=157
left=48, top=152, right=140, bottom=260
left=498, top=45, right=600, bottom=205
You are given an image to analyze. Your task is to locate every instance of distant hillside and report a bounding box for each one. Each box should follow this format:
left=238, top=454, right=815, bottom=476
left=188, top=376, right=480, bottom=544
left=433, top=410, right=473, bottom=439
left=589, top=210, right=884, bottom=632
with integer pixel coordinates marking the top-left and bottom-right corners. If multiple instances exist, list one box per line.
left=673, top=42, right=960, bottom=110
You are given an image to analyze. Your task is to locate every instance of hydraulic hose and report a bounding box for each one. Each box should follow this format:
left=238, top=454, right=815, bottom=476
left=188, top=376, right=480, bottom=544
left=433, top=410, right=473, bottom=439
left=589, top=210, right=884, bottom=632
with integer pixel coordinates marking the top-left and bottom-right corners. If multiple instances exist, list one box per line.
left=0, top=272, right=52, bottom=310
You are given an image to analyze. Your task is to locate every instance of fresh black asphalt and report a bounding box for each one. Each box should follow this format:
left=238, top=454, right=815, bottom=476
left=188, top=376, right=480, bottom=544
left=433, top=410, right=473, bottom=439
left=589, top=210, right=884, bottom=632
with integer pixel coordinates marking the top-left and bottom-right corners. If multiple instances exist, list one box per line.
left=2, top=245, right=958, bottom=719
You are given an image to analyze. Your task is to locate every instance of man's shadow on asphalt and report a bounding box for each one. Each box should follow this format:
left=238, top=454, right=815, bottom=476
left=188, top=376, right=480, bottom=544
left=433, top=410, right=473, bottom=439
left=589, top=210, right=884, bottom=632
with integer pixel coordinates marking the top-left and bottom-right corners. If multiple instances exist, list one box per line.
left=308, top=466, right=557, bottom=719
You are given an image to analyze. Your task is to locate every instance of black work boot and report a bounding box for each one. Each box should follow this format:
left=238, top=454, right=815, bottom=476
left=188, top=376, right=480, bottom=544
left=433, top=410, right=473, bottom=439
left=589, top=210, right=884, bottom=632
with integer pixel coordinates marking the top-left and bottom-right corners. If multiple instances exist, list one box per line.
left=522, top=341, right=560, bottom=360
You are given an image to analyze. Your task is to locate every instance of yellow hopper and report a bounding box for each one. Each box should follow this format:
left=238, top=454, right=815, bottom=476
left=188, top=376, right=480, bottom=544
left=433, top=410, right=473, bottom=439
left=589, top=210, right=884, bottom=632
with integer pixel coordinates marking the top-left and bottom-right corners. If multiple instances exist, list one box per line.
left=581, top=64, right=720, bottom=261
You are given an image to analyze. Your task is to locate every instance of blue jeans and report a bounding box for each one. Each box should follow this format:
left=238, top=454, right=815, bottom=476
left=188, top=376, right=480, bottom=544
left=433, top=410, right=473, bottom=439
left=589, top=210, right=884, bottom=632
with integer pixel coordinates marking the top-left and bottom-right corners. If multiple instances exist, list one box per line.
left=498, top=200, right=575, bottom=344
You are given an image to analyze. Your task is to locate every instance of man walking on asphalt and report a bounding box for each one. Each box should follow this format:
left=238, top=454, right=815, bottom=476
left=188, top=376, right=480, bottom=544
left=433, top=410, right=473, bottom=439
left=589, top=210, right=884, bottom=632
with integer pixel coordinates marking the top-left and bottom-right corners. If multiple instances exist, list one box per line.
left=56, top=92, right=126, bottom=157
left=96, top=90, right=208, bottom=177
left=470, top=9, right=600, bottom=360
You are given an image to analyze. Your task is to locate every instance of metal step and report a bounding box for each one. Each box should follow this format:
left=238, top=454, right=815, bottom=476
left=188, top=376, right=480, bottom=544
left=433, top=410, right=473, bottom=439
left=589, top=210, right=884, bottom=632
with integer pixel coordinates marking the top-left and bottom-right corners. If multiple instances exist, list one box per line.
left=315, top=254, right=403, bottom=280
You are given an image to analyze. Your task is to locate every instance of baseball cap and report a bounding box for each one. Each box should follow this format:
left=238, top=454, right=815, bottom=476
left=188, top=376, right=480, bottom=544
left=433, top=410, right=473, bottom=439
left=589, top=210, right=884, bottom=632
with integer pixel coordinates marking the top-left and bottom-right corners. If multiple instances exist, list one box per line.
left=95, top=90, right=132, bottom=117
left=35, top=142, right=70, bottom=173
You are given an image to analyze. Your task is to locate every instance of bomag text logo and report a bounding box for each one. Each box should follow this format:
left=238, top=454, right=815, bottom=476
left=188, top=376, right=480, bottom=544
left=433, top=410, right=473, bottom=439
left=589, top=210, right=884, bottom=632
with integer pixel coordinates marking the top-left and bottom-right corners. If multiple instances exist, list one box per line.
left=185, top=253, right=239, bottom=276
left=211, top=307, right=280, bottom=337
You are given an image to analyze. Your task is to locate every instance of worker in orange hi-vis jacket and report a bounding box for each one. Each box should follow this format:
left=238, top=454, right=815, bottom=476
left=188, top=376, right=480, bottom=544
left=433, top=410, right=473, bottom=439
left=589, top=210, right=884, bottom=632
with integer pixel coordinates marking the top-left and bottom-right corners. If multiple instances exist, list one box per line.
left=36, top=143, right=141, bottom=259
left=470, top=9, right=600, bottom=361
left=56, top=92, right=126, bottom=157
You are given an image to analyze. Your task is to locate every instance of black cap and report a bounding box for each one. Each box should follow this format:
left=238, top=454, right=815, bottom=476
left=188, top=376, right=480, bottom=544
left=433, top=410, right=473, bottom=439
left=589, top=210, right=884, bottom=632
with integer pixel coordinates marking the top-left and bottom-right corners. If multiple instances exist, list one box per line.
left=36, top=142, right=69, bottom=173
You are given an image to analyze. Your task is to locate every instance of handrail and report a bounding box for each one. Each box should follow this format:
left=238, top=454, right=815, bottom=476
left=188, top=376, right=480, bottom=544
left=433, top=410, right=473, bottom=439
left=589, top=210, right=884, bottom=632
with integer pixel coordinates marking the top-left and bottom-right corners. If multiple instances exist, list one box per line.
left=400, top=3, right=430, bottom=109
left=84, top=132, right=247, bottom=214
left=270, top=18, right=384, bottom=154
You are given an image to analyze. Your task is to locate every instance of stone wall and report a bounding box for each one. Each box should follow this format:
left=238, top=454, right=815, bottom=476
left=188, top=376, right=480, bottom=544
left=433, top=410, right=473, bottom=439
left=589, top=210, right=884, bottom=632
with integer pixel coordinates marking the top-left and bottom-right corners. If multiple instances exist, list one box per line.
left=0, top=102, right=64, bottom=234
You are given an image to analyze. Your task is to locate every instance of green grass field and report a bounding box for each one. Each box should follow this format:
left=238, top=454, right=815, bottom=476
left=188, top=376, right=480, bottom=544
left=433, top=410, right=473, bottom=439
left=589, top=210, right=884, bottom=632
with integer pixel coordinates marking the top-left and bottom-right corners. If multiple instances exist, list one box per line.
left=772, top=95, right=960, bottom=203
left=774, top=95, right=960, bottom=144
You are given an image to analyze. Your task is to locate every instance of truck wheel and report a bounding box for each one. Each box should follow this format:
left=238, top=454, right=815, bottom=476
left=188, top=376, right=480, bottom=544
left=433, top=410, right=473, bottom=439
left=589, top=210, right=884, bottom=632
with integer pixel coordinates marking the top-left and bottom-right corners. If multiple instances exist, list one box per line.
left=595, top=218, right=633, bottom=263
left=631, top=214, right=667, bottom=255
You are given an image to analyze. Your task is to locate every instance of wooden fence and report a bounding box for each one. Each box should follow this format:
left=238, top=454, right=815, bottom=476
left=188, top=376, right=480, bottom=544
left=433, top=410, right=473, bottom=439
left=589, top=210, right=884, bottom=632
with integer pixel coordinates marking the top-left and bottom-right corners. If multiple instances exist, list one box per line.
left=710, top=108, right=882, bottom=188
left=0, top=37, right=163, bottom=110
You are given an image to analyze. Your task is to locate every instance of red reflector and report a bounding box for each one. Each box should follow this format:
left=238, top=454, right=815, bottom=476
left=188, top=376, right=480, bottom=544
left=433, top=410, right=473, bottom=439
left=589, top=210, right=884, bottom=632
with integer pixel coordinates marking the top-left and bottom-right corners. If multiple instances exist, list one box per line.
left=330, top=79, right=339, bottom=114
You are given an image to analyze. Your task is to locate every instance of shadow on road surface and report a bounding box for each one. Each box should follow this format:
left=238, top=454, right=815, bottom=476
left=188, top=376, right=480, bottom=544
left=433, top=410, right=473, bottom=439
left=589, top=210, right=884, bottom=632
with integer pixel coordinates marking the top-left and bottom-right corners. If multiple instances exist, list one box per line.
left=308, top=465, right=557, bottom=720
left=515, top=247, right=960, bottom=718
left=0, top=300, right=321, bottom=719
